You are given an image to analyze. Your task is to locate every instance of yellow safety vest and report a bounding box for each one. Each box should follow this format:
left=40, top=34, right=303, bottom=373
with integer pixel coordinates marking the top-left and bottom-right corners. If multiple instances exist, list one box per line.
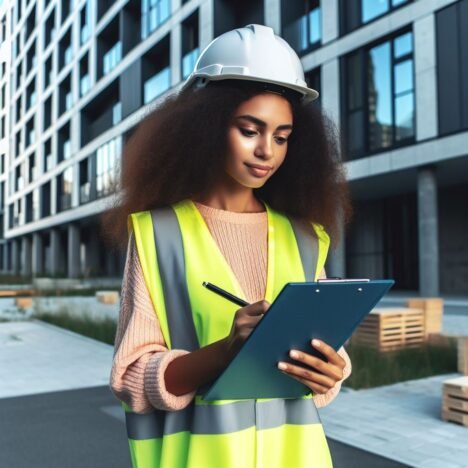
left=124, top=199, right=333, bottom=468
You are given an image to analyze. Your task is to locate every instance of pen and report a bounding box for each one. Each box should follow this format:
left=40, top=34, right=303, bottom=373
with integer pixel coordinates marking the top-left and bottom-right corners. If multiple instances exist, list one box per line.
left=202, top=282, right=250, bottom=307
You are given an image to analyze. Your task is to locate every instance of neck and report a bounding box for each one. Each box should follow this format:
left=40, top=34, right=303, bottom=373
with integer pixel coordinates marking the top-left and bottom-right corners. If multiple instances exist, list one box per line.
left=194, top=181, right=264, bottom=213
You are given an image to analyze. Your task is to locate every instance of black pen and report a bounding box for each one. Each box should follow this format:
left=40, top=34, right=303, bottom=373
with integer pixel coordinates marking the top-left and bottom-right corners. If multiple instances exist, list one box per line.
left=202, top=282, right=250, bottom=307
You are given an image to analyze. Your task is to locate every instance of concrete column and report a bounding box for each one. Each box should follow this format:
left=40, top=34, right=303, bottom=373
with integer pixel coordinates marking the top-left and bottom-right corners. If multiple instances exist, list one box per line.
left=414, top=13, right=438, bottom=141
left=325, top=219, right=346, bottom=278
left=170, top=22, right=182, bottom=86
left=321, top=58, right=341, bottom=127
left=68, top=224, right=81, bottom=278
left=11, top=239, right=19, bottom=275
left=50, top=228, right=61, bottom=276
left=321, top=0, right=339, bottom=45
left=418, top=166, right=439, bottom=296
left=21, top=237, right=32, bottom=276
left=264, top=0, right=281, bottom=34
left=199, top=0, right=214, bottom=49
left=32, top=233, right=44, bottom=276
left=2, top=242, right=8, bottom=272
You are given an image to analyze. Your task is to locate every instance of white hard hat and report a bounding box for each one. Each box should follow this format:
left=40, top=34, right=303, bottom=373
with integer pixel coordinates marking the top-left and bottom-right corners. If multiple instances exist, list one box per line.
left=182, top=24, right=319, bottom=103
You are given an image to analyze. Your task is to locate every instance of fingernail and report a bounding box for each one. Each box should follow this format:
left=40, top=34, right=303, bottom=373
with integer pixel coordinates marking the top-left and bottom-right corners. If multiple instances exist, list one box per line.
left=278, top=362, right=287, bottom=370
left=289, top=350, right=299, bottom=359
left=312, top=339, right=320, bottom=347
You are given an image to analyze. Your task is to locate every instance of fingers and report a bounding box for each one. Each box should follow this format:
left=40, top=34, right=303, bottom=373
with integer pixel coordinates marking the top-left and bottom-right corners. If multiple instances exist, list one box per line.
left=287, top=347, right=344, bottom=381
left=285, top=373, right=330, bottom=395
left=241, top=300, right=270, bottom=317
left=310, top=339, right=346, bottom=369
left=278, top=361, right=337, bottom=391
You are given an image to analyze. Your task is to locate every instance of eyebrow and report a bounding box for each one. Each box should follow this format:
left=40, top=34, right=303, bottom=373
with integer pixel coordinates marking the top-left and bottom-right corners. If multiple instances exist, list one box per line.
left=235, top=114, right=293, bottom=131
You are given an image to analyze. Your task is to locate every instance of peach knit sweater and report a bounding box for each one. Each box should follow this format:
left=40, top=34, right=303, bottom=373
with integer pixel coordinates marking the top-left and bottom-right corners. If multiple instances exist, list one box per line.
left=110, top=202, right=351, bottom=414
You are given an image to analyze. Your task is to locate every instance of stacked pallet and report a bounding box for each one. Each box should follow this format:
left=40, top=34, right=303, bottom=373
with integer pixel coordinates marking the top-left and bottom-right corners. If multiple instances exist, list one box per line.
left=407, top=298, right=443, bottom=338
left=442, top=376, right=468, bottom=427
left=352, top=307, right=425, bottom=352
left=96, top=290, right=120, bottom=304
left=459, top=338, right=468, bottom=376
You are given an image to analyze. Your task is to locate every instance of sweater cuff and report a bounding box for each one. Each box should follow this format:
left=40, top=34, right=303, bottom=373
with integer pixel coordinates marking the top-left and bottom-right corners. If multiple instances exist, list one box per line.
left=144, top=350, right=196, bottom=411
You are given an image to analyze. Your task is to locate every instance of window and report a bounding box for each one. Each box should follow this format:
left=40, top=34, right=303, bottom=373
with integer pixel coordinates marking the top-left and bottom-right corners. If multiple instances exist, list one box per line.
left=59, top=74, right=72, bottom=113
left=26, top=117, right=35, bottom=147
left=96, top=136, right=122, bottom=198
left=57, top=166, right=73, bottom=212
left=282, top=0, right=321, bottom=54
left=142, top=37, right=171, bottom=104
left=44, top=55, right=53, bottom=89
left=58, top=122, right=71, bottom=162
left=61, top=0, right=73, bottom=23
left=44, top=8, right=56, bottom=46
left=141, top=0, right=171, bottom=39
left=103, top=41, right=122, bottom=74
left=342, top=30, right=415, bottom=159
left=436, top=1, right=468, bottom=136
left=59, top=29, right=72, bottom=69
left=29, top=153, right=37, bottom=181
left=79, top=157, right=91, bottom=204
left=44, top=96, right=52, bottom=130
left=341, top=0, right=412, bottom=34
left=26, top=78, right=37, bottom=109
left=26, top=40, right=37, bottom=75
left=144, top=68, right=170, bottom=103
left=80, top=1, right=91, bottom=44
left=80, top=53, right=90, bottom=96
left=44, top=138, right=53, bottom=171
left=181, top=11, right=199, bottom=80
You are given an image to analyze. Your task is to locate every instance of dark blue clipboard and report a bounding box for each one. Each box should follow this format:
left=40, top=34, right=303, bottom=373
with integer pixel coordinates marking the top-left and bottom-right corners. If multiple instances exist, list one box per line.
left=202, top=280, right=394, bottom=401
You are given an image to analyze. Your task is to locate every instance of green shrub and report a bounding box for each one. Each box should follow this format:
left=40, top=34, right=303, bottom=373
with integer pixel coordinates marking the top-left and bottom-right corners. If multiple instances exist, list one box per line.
left=35, top=311, right=117, bottom=345
left=344, top=341, right=458, bottom=389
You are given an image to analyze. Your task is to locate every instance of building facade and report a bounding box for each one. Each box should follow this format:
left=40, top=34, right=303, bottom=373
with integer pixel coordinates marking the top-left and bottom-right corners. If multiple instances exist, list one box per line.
left=0, top=0, right=467, bottom=294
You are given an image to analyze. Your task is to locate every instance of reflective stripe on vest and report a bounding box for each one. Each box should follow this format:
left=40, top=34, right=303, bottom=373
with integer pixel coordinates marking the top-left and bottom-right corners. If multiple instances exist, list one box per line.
left=126, top=398, right=320, bottom=439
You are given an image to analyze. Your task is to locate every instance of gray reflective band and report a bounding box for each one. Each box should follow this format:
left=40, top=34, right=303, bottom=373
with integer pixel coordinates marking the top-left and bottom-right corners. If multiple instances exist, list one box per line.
left=290, top=219, right=318, bottom=281
left=126, top=399, right=321, bottom=440
left=151, top=208, right=199, bottom=351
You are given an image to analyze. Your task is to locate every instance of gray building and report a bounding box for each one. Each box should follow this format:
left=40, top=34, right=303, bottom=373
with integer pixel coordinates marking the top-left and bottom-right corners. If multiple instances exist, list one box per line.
left=0, top=0, right=467, bottom=295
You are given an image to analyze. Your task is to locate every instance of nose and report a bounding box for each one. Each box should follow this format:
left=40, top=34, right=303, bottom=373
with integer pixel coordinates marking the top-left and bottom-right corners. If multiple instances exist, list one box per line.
left=254, top=135, right=274, bottom=160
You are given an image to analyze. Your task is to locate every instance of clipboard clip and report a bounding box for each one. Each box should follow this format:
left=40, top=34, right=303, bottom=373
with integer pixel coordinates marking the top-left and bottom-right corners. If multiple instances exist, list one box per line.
left=317, top=277, right=371, bottom=283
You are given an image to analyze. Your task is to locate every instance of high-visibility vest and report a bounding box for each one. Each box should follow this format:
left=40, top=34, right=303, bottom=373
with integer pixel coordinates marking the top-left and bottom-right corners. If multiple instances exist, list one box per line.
left=124, top=199, right=333, bottom=468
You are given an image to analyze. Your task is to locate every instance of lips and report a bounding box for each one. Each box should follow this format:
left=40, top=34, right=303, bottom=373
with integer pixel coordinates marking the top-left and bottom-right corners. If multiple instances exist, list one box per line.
left=245, top=163, right=273, bottom=178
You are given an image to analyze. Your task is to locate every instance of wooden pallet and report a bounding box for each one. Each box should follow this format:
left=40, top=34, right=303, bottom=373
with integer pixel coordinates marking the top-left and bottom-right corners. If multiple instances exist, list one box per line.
left=442, top=376, right=468, bottom=427
left=351, top=307, right=425, bottom=352
left=407, top=298, right=443, bottom=338
left=0, top=289, right=37, bottom=297
left=458, top=338, right=468, bottom=376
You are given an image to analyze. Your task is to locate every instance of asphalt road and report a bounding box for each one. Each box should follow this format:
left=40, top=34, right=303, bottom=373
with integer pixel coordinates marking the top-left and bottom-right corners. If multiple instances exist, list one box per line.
left=0, top=386, right=409, bottom=468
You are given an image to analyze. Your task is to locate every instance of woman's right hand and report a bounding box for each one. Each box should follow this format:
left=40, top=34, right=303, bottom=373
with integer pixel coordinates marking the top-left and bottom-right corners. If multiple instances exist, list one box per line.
left=223, top=300, right=270, bottom=360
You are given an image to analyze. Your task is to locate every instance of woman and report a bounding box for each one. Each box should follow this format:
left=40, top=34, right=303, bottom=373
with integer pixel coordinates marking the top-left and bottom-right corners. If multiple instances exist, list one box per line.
left=108, top=24, right=352, bottom=468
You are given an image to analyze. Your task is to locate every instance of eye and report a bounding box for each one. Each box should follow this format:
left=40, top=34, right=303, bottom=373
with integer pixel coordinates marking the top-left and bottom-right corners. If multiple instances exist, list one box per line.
left=240, top=128, right=257, bottom=137
left=275, top=136, right=288, bottom=145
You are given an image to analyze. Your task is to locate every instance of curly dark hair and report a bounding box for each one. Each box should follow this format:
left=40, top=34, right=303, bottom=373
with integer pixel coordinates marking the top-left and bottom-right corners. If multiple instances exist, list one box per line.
left=101, top=80, right=351, bottom=248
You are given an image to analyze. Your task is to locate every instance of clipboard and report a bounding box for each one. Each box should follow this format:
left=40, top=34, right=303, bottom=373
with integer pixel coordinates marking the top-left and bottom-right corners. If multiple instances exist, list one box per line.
left=202, top=279, right=394, bottom=401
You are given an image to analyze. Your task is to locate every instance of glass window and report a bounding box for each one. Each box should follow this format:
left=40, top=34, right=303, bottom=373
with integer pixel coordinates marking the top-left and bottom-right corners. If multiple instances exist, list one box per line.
left=142, top=0, right=171, bottom=39
left=103, top=42, right=122, bottom=75
left=144, top=67, right=170, bottom=103
left=344, top=30, right=414, bottom=158
left=362, top=0, right=389, bottom=24
left=368, top=42, right=392, bottom=151
left=182, top=48, right=199, bottom=80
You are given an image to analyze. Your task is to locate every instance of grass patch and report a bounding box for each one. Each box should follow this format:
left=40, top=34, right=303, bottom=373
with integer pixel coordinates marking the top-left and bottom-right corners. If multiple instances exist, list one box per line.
left=344, top=341, right=458, bottom=389
left=35, top=312, right=117, bottom=346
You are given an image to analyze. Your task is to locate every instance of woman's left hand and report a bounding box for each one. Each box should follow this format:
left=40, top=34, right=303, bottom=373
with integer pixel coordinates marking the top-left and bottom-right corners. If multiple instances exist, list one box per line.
left=277, top=339, right=346, bottom=394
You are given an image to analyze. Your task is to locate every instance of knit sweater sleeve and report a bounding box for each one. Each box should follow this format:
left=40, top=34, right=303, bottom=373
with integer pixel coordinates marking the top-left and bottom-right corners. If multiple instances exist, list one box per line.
left=109, top=234, right=196, bottom=413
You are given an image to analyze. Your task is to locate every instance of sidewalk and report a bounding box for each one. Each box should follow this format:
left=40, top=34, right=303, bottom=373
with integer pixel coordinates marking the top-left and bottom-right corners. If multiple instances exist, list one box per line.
left=1, top=319, right=467, bottom=467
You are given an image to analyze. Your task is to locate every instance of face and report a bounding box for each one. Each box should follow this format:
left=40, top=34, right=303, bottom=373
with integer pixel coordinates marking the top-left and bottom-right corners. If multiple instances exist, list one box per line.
left=224, top=92, right=293, bottom=189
